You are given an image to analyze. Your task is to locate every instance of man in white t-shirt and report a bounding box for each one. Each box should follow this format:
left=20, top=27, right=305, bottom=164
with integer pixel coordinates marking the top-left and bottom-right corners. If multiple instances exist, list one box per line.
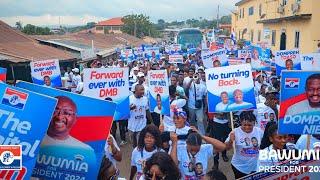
left=70, top=68, right=82, bottom=93
left=285, top=73, right=320, bottom=116
left=186, top=73, right=207, bottom=135
left=131, top=72, right=149, bottom=97
left=183, top=68, right=195, bottom=89
left=128, top=84, right=153, bottom=148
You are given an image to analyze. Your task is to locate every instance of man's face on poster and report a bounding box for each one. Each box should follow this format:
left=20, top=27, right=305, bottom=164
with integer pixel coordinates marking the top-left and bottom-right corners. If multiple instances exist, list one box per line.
left=213, top=59, right=221, bottom=67
left=48, top=97, right=77, bottom=138
left=44, top=76, right=51, bottom=86
left=220, top=92, right=229, bottom=104
left=253, top=49, right=259, bottom=60
left=234, top=90, right=244, bottom=104
left=306, top=78, right=320, bottom=107
left=285, top=59, right=293, bottom=70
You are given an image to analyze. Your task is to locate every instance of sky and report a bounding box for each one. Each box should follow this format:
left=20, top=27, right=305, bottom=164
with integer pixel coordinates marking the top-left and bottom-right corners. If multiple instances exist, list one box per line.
left=0, top=0, right=238, bottom=26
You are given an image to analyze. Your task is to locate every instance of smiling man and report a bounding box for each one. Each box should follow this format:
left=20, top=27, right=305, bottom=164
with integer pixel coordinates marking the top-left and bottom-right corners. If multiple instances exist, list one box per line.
left=227, top=89, right=254, bottom=111
left=41, top=96, right=93, bottom=150
left=286, top=73, right=320, bottom=116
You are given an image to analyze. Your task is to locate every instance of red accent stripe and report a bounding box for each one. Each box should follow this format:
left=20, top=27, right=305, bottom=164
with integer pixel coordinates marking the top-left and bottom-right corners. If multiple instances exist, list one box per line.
left=69, top=116, right=113, bottom=142
left=5, top=88, right=28, bottom=99
left=279, top=93, right=306, bottom=118
left=0, top=74, right=6, bottom=81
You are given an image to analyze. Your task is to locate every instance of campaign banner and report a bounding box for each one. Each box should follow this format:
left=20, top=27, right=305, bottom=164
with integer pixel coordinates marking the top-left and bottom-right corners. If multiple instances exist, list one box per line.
left=15, top=81, right=116, bottom=180
left=275, top=49, right=301, bottom=75
left=121, top=49, right=134, bottom=62
left=240, top=160, right=320, bottom=180
left=30, top=59, right=62, bottom=87
left=238, top=50, right=252, bottom=59
left=228, top=58, right=246, bottom=66
left=187, top=47, right=197, bottom=55
left=301, top=53, right=320, bottom=71
left=133, top=47, right=144, bottom=59
left=148, top=70, right=170, bottom=116
left=165, top=44, right=182, bottom=54
left=145, top=47, right=160, bottom=60
left=169, top=54, right=183, bottom=64
left=279, top=71, right=320, bottom=134
left=250, top=46, right=271, bottom=71
left=0, top=83, right=57, bottom=180
left=0, top=67, right=6, bottom=82
left=205, top=64, right=256, bottom=113
left=202, top=49, right=229, bottom=68
left=82, top=68, right=129, bottom=120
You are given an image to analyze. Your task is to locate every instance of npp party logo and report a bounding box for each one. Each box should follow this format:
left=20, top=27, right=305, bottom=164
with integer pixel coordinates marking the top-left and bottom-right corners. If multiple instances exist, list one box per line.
left=1, top=88, right=28, bottom=110
left=285, top=78, right=300, bottom=89
left=0, top=145, right=22, bottom=170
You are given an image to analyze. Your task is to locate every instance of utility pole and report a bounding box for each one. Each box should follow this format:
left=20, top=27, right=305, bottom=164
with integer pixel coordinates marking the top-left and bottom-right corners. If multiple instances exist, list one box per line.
left=216, top=5, right=220, bottom=29
left=134, top=20, right=137, bottom=37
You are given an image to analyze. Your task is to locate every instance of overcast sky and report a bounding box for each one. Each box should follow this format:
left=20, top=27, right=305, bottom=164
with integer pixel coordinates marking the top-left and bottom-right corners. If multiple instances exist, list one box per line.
left=0, top=0, right=238, bottom=26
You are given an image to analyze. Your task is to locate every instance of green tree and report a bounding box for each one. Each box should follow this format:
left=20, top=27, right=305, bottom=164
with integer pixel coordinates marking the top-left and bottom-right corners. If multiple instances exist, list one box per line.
left=22, top=24, right=53, bottom=35
left=121, top=14, right=157, bottom=38
left=15, top=21, right=23, bottom=30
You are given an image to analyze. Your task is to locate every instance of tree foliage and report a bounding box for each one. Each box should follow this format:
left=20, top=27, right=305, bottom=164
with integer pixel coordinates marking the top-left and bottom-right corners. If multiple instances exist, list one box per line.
left=21, top=24, right=53, bottom=35
left=121, top=14, right=158, bottom=38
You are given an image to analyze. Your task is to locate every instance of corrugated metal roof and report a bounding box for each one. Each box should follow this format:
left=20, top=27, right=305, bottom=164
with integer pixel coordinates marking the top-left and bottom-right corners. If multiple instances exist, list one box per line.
left=0, top=20, right=75, bottom=63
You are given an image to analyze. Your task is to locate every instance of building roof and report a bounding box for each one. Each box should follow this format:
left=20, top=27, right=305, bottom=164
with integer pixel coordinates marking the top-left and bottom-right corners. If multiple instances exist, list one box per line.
left=96, top=17, right=124, bottom=26
left=235, top=0, right=251, bottom=6
left=0, top=20, right=74, bottom=63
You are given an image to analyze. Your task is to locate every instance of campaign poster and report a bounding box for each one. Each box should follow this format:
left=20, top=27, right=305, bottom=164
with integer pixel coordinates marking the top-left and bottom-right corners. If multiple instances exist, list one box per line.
left=30, top=59, right=62, bottom=87
left=250, top=46, right=271, bottom=71
left=0, top=83, right=57, bottom=180
left=165, top=44, right=182, bottom=55
left=169, top=54, right=183, bottom=64
left=0, top=67, right=6, bottom=82
left=301, top=53, right=320, bottom=71
left=279, top=71, right=320, bottom=134
left=275, top=49, right=301, bottom=76
left=82, top=67, right=129, bottom=120
left=148, top=70, right=170, bottom=116
left=202, top=49, right=229, bottom=68
left=145, top=47, right=160, bottom=60
left=15, top=81, right=116, bottom=180
left=228, top=58, right=246, bottom=66
left=187, top=47, right=197, bottom=55
left=205, top=64, right=256, bottom=113
left=133, top=47, right=144, bottom=60
left=238, top=50, right=252, bottom=59
left=121, top=49, right=134, bottom=62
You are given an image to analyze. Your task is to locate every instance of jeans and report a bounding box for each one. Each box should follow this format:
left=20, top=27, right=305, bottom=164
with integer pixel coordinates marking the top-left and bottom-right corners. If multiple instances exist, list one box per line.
left=111, top=120, right=127, bottom=141
left=129, top=130, right=140, bottom=148
left=188, top=107, right=205, bottom=135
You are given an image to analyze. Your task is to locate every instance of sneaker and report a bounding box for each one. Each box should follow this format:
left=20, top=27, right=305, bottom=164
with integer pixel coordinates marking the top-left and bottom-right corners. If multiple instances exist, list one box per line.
left=119, top=141, right=127, bottom=146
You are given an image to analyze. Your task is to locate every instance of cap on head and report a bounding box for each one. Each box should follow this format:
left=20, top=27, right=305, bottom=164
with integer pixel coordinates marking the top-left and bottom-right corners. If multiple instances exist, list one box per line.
left=137, top=72, right=145, bottom=77
left=72, top=68, right=79, bottom=73
left=265, top=86, right=278, bottom=94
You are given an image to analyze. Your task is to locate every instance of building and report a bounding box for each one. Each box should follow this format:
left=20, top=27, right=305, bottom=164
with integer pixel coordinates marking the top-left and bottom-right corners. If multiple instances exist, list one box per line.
left=219, top=24, right=232, bottom=34
left=96, top=17, right=124, bottom=34
left=232, top=0, right=320, bottom=53
left=0, top=20, right=75, bottom=82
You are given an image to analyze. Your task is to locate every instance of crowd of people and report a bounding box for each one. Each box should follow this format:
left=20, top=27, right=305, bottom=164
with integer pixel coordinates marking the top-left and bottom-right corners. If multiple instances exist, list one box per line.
left=45, top=48, right=319, bottom=180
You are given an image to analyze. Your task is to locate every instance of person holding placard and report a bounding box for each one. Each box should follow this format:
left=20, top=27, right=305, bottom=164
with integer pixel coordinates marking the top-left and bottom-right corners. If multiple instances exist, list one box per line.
left=225, top=111, right=263, bottom=179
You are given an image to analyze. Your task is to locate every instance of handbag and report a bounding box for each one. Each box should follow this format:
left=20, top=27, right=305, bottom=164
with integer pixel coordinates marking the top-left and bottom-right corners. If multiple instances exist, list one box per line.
left=194, top=83, right=202, bottom=109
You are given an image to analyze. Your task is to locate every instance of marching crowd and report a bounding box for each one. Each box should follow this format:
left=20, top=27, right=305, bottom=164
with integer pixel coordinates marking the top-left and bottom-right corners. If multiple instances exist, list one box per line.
left=51, top=51, right=319, bottom=180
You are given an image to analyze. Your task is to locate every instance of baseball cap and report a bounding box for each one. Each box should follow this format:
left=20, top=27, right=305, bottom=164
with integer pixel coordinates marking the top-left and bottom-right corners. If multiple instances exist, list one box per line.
left=137, top=72, right=145, bottom=77
left=132, top=67, right=139, bottom=71
left=265, top=86, right=278, bottom=94
left=72, top=68, right=79, bottom=73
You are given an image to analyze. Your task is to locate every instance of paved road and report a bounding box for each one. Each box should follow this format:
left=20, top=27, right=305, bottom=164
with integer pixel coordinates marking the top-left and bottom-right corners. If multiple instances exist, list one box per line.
left=114, top=135, right=235, bottom=180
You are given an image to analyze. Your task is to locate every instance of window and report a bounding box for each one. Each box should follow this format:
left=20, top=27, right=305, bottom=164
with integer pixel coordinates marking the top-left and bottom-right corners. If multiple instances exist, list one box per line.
left=239, top=30, right=241, bottom=39
left=272, top=30, right=276, bottom=46
left=249, top=7, right=254, bottom=16
left=96, top=26, right=103, bottom=30
left=294, top=31, right=300, bottom=48
left=259, top=4, right=262, bottom=16
left=282, top=0, right=287, bottom=5
left=258, top=30, right=261, bottom=42
left=239, top=9, right=242, bottom=18
left=251, top=30, right=254, bottom=42
left=243, top=8, right=245, bottom=17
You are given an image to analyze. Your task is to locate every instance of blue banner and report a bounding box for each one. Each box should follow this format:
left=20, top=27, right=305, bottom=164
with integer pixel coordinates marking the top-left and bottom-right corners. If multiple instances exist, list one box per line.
left=16, top=81, right=117, bottom=180
left=0, top=83, right=57, bottom=180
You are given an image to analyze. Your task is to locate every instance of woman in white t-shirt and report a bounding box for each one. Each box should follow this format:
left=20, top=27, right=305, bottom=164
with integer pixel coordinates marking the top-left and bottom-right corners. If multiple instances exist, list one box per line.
left=168, top=108, right=190, bottom=146
left=257, top=122, right=296, bottom=171
left=225, top=111, right=263, bottom=179
left=130, top=125, right=163, bottom=180
left=170, top=127, right=226, bottom=180
left=139, top=152, right=181, bottom=180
